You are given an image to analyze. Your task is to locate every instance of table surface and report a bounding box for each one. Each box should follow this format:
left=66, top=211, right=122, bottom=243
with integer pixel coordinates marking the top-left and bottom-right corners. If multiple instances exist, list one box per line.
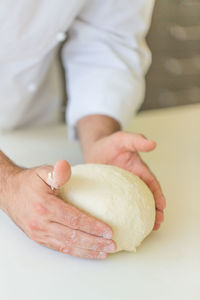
left=0, top=104, right=200, bottom=300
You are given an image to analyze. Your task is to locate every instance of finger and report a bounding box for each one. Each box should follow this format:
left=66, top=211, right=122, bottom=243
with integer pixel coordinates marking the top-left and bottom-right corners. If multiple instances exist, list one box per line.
left=48, top=196, right=113, bottom=239
left=53, top=160, right=71, bottom=188
left=39, top=236, right=108, bottom=259
left=155, top=210, right=164, bottom=224
left=35, top=160, right=71, bottom=189
left=153, top=223, right=160, bottom=231
left=47, top=222, right=116, bottom=252
left=116, top=132, right=156, bottom=153
left=136, top=163, right=166, bottom=211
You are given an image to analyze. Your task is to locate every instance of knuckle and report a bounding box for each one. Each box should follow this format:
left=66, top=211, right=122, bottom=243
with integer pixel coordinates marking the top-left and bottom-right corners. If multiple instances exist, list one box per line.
left=63, top=204, right=83, bottom=228
left=59, top=245, right=70, bottom=254
left=37, top=241, right=46, bottom=248
left=123, top=151, right=132, bottom=160
left=27, top=219, right=45, bottom=232
left=28, top=219, right=40, bottom=231
left=67, top=214, right=80, bottom=228
left=63, top=229, right=79, bottom=247
left=69, top=230, right=79, bottom=244
left=33, top=202, right=48, bottom=216
left=147, top=176, right=155, bottom=187
left=28, top=231, right=38, bottom=241
left=58, top=245, right=67, bottom=253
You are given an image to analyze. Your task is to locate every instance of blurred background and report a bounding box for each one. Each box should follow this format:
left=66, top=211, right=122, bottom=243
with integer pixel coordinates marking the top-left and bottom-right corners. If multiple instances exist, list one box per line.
left=141, top=0, right=200, bottom=111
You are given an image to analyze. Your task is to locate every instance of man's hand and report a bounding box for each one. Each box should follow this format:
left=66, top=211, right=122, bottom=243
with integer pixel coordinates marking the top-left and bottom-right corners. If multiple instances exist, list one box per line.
left=1, top=158, right=116, bottom=259
left=83, top=131, right=166, bottom=230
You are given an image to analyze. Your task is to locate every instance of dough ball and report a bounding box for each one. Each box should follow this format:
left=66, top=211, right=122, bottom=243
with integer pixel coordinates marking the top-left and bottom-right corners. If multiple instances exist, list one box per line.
left=58, top=164, right=155, bottom=252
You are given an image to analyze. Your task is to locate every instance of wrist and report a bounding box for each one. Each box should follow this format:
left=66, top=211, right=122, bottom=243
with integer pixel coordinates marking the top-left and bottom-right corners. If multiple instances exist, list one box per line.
left=0, top=153, right=23, bottom=213
left=77, top=115, right=120, bottom=160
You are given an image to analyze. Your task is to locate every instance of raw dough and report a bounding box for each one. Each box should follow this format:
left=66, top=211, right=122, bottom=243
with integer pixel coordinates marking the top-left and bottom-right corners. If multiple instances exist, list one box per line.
left=58, top=164, right=155, bottom=252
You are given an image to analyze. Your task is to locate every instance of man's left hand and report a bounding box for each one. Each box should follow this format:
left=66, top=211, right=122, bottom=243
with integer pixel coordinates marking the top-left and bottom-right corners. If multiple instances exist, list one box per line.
left=84, top=131, right=166, bottom=230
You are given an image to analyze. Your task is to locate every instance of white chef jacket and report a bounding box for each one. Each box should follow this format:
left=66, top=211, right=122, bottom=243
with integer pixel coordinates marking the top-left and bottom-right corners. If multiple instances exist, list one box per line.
left=0, top=0, right=154, bottom=139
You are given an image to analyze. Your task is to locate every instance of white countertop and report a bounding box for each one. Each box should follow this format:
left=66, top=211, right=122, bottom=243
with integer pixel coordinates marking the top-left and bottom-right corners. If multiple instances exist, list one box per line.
left=0, top=104, right=200, bottom=300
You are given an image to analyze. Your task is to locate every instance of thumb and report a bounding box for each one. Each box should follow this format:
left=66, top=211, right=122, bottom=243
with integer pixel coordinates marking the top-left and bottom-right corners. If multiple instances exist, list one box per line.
left=119, top=132, right=157, bottom=152
left=36, top=160, right=71, bottom=189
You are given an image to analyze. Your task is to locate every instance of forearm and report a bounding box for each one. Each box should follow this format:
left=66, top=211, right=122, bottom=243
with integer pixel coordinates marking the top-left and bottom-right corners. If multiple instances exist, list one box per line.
left=77, top=115, right=120, bottom=161
left=0, top=151, right=21, bottom=212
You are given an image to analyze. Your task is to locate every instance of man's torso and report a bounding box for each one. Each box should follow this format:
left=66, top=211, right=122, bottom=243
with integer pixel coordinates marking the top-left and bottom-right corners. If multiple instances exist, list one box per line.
left=0, top=0, right=85, bottom=130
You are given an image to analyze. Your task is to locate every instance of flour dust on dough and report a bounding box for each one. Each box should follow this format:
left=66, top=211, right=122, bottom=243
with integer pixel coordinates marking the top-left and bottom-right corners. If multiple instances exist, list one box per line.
left=58, top=164, right=155, bottom=252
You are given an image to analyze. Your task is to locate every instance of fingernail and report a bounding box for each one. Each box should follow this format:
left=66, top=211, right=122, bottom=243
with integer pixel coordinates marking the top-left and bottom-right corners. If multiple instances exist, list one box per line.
left=103, top=229, right=112, bottom=239
left=48, top=171, right=58, bottom=190
left=104, top=243, right=116, bottom=253
left=147, top=139, right=156, bottom=144
left=98, top=252, right=107, bottom=259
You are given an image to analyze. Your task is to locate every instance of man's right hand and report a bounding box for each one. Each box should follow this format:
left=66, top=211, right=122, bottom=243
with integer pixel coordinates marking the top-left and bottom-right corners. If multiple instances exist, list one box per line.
left=1, top=159, right=116, bottom=259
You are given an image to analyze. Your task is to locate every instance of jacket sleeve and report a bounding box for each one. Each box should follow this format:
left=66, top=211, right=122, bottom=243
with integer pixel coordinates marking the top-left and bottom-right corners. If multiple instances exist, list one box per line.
left=62, top=0, right=155, bottom=139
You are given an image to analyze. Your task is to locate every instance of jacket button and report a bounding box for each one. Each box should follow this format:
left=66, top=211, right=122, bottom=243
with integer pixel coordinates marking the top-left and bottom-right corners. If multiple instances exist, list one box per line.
left=28, top=83, right=37, bottom=92
left=56, top=31, right=67, bottom=42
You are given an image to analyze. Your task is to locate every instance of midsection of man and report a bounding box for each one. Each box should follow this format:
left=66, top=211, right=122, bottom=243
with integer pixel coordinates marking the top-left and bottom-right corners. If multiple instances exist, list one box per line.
left=0, top=0, right=83, bottom=130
